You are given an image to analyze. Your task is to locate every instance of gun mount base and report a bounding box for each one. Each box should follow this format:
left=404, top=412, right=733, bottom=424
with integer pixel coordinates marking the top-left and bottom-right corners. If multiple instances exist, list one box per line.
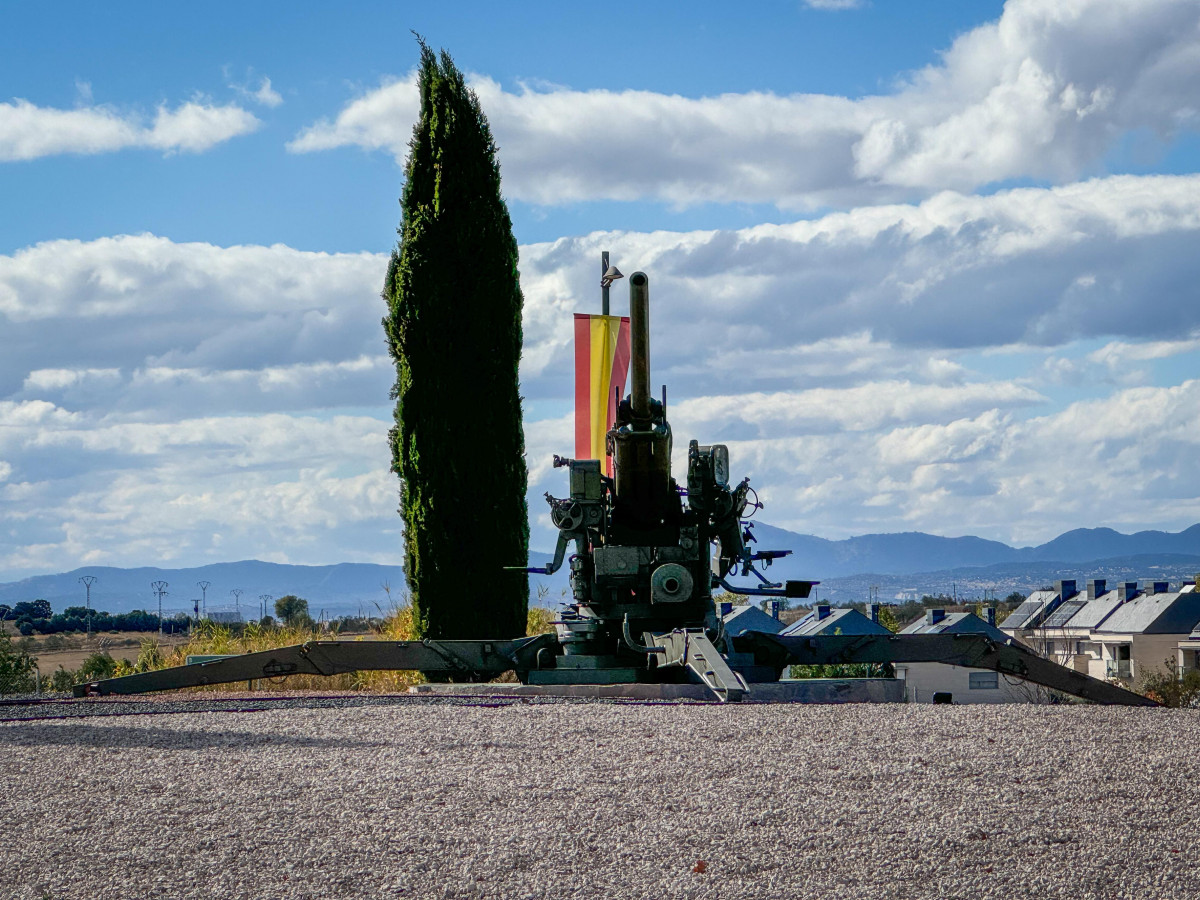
left=71, top=629, right=1155, bottom=706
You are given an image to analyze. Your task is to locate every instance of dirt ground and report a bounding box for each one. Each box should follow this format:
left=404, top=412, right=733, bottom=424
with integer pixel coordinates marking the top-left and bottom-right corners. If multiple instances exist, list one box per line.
left=2, top=624, right=190, bottom=675
left=3, top=699, right=1197, bottom=900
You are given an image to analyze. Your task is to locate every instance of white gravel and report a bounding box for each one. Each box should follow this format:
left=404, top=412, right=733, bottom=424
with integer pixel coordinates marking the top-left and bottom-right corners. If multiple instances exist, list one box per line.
left=2, top=697, right=1198, bottom=899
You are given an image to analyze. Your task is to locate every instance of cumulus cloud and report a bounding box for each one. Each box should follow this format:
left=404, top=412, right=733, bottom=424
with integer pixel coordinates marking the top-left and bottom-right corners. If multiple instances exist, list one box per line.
left=6, top=170, right=1200, bottom=574
left=0, top=98, right=260, bottom=161
left=515, top=174, right=1200, bottom=397
left=290, top=0, right=1200, bottom=207
left=4, top=172, right=1200, bottom=412
left=668, top=379, right=1200, bottom=546
left=0, top=405, right=398, bottom=576
left=0, top=234, right=387, bottom=405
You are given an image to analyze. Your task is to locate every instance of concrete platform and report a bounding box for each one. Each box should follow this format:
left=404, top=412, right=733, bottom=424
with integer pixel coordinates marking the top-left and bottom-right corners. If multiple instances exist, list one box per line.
left=408, top=678, right=903, bottom=703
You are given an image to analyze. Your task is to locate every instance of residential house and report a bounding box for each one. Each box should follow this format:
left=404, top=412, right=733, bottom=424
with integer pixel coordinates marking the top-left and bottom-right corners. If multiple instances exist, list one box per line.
left=897, top=608, right=1035, bottom=704
left=780, top=604, right=890, bottom=637
left=1000, top=580, right=1077, bottom=645
left=721, top=603, right=786, bottom=637
left=1028, top=580, right=1135, bottom=674
left=1174, top=590, right=1200, bottom=675
left=1091, top=581, right=1200, bottom=683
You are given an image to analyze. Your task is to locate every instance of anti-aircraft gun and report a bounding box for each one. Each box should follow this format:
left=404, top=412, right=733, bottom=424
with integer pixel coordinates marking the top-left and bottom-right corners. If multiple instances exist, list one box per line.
left=526, top=271, right=813, bottom=700
left=73, top=266, right=1156, bottom=707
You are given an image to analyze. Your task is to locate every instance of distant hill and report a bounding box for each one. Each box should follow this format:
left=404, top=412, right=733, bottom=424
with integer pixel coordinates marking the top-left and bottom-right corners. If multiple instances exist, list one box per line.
left=4, top=522, right=1200, bottom=614
left=817, top=554, right=1200, bottom=606
left=744, top=523, right=1020, bottom=579
left=0, top=553, right=558, bottom=619
left=741, top=522, right=1200, bottom=580
left=1029, top=525, right=1200, bottom=562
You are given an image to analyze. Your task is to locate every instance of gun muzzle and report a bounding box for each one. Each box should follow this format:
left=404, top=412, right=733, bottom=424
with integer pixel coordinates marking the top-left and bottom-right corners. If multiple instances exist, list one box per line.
left=629, top=271, right=650, bottom=422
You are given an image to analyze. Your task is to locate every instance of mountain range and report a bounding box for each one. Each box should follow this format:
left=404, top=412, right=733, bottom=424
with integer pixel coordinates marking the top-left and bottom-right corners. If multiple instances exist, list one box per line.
left=4, top=523, right=1200, bottom=616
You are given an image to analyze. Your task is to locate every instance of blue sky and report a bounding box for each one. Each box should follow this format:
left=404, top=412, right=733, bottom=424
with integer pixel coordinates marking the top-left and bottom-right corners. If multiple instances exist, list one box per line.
left=0, top=0, right=1008, bottom=253
left=3, top=0, right=1200, bottom=582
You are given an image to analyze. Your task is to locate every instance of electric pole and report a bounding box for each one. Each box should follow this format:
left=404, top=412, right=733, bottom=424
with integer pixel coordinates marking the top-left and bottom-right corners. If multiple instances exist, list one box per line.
left=151, top=581, right=169, bottom=636
left=259, top=594, right=272, bottom=623
left=197, top=581, right=211, bottom=619
left=79, top=575, right=98, bottom=638
left=230, top=589, right=243, bottom=621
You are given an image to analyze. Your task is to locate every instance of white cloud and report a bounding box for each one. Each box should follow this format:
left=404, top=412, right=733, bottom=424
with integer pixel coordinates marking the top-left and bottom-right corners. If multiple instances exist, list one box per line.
left=671, top=379, right=1200, bottom=546
left=4, top=172, right=1200, bottom=414
left=804, top=0, right=865, bottom=8
left=290, top=0, right=1200, bottom=207
left=1088, top=336, right=1200, bottom=366
left=6, top=169, right=1200, bottom=574
left=251, top=77, right=283, bottom=108
left=229, top=71, right=284, bottom=108
left=0, top=98, right=260, bottom=162
left=0, top=234, right=388, bottom=411
left=670, top=381, right=1045, bottom=438
left=514, top=174, right=1200, bottom=398
left=21, top=358, right=393, bottom=418
left=0, top=405, right=399, bottom=575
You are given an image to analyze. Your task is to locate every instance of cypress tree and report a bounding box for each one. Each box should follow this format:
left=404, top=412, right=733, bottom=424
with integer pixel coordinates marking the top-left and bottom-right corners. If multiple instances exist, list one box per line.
left=382, top=40, right=529, bottom=640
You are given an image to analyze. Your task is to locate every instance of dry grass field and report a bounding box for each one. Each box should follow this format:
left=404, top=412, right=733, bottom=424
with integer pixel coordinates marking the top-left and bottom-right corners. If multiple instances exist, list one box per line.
left=2, top=626, right=189, bottom=677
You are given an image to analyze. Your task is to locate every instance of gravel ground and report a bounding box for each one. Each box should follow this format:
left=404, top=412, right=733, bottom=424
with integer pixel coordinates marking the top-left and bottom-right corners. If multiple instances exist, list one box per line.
left=2, top=696, right=1198, bottom=900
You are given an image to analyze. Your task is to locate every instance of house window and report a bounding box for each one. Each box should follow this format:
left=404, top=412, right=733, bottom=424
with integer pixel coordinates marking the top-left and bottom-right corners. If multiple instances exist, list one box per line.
left=969, top=671, right=999, bottom=690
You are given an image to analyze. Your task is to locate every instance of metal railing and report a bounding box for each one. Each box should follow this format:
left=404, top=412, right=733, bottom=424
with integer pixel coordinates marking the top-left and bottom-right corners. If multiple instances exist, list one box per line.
left=1106, top=659, right=1132, bottom=679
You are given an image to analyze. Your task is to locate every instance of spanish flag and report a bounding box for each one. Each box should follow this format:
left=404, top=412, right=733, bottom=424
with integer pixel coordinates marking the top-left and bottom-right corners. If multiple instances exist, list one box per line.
left=574, top=313, right=631, bottom=475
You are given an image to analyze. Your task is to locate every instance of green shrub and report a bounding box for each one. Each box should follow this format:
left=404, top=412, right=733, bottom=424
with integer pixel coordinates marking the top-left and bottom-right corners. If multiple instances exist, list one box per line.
left=1141, top=659, right=1200, bottom=708
left=0, top=627, right=38, bottom=694
left=134, top=641, right=167, bottom=673
left=77, top=652, right=117, bottom=682
left=49, top=666, right=78, bottom=692
left=790, top=662, right=895, bottom=679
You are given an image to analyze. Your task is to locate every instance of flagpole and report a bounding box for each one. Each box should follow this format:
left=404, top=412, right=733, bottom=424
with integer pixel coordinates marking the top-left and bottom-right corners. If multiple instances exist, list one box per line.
left=601, top=250, right=610, bottom=316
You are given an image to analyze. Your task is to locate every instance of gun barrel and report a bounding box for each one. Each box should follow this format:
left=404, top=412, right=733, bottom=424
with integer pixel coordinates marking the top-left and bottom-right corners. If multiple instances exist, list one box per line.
left=629, top=271, right=650, bottom=421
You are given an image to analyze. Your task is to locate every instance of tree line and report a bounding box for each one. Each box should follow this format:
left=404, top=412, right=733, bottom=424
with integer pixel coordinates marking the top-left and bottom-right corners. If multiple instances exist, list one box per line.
left=1, top=602, right=191, bottom=636
left=0, top=594, right=371, bottom=638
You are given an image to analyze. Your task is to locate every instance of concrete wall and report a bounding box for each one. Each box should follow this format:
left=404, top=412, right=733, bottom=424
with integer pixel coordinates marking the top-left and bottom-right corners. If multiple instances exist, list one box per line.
left=1131, top=634, right=1181, bottom=684
left=411, top=679, right=905, bottom=703
left=896, top=662, right=1036, bottom=704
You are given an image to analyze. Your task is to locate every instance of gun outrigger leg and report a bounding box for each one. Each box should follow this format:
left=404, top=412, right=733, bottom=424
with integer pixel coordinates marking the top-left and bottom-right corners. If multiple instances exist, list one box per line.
left=732, top=632, right=1157, bottom=707
left=73, top=634, right=557, bottom=697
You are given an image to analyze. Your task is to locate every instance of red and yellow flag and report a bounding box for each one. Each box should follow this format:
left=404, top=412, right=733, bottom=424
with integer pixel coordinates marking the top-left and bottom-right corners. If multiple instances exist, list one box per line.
left=574, top=313, right=631, bottom=475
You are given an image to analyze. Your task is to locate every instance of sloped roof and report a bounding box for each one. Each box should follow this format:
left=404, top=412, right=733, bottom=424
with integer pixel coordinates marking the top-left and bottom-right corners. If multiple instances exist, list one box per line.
left=1002, top=590, right=1060, bottom=630
left=722, top=604, right=785, bottom=637
left=1096, top=592, right=1200, bottom=635
left=1059, top=590, right=1128, bottom=630
left=901, top=612, right=1010, bottom=643
left=780, top=607, right=891, bottom=637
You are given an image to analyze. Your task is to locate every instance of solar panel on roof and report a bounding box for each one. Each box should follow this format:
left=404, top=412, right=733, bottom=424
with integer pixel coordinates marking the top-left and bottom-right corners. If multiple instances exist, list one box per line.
left=1041, top=599, right=1087, bottom=628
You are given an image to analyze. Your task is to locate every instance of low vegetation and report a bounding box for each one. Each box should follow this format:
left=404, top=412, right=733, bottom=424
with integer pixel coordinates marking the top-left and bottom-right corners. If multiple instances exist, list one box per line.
left=0, top=627, right=38, bottom=694
left=2, top=601, right=560, bottom=695
left=1139, top=659, right=1200, bottom=708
